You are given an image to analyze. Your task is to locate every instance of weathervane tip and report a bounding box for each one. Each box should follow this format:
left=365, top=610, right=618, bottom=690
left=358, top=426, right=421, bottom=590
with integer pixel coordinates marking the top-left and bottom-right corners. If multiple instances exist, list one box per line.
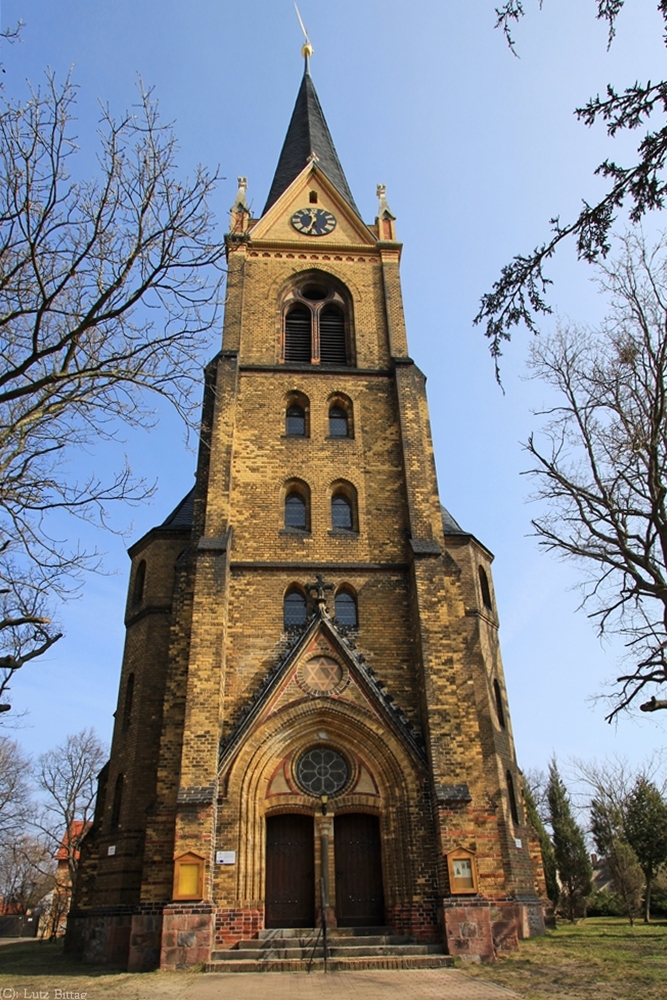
left=294, top=3, right=314, bottom=64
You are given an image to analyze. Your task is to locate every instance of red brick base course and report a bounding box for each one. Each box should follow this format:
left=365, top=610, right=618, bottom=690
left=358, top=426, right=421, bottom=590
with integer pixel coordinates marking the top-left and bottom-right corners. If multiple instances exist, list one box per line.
left=214, top=907, right=264, bottom=949
left=388, top=901, right=439, bottom=942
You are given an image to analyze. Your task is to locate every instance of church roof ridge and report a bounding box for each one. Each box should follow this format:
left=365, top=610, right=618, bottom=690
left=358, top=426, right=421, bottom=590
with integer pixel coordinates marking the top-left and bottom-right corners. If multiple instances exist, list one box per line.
left=262, top=65, right=360, bottom=218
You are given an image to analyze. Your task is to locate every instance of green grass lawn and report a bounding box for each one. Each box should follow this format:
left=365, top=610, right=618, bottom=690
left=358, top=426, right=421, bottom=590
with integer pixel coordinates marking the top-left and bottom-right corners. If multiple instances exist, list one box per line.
left=0, top=940, right=198, bottom=1000
left=463, top=916, right=667, bottom=1000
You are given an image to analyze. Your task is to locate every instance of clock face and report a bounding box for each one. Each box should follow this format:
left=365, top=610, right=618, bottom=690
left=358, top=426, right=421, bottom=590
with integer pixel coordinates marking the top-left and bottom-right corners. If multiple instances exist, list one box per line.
left=291, top=207, right=337, bottom=237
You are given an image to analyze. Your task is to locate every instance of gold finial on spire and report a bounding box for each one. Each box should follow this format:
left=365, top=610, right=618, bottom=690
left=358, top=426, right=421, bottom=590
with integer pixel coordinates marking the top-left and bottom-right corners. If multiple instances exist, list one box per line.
left=294, top=3, right=314, bottom=61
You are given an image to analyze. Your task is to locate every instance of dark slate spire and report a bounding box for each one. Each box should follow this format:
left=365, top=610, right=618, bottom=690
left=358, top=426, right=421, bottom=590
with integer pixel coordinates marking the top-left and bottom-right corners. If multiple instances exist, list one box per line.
left=262, top=64, right=360, bottom=217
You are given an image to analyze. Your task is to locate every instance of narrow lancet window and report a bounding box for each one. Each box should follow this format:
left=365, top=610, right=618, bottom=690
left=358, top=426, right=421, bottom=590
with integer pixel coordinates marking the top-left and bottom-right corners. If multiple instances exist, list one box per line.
left=479, top=566, right=492, bottom=610
left=332, top=494, right=353, bottom=531
left=285, top=491, right=307, bottom=530
left=284, top=588, right=307, bottom=627
left=286, top=403, right=306, bottom=436
left=335, top=590, right=358, bottom=627
left=329, top=405, right=349, bottom=437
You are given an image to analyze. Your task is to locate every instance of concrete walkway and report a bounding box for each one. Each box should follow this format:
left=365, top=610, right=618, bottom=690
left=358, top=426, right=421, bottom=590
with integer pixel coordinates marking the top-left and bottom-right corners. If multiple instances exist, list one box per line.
left=188, top=969, right=521, bottom=999
left=0, top=940, right=522, bottom=1000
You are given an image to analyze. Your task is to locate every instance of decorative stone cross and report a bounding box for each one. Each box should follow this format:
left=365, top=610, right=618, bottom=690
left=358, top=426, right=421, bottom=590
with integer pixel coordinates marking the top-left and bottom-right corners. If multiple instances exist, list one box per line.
left=307, top=573, right=334, bottom=615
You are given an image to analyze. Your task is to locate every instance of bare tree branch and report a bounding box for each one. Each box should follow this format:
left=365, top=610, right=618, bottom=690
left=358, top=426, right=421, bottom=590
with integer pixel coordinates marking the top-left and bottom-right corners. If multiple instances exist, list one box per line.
left=0, top=72, right=224, bottom=712
left=34, top=729, right=106, bottom=888
left=525, top=231, right=667, bottom=719
left=480, top=1, right=667, bottom=377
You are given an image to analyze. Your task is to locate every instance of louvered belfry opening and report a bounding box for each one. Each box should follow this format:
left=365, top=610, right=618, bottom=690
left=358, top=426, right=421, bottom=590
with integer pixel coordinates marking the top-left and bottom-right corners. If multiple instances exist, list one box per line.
left=284, top=305, right=312, bottom=362
left=319, top=305, right=347, bottom=364
left=282, top=277, right=352, bottom=366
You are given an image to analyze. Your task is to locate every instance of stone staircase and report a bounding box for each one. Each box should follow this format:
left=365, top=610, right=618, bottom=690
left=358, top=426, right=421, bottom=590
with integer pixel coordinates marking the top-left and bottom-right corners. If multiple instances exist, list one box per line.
left=206, top=926, right=453, bottom=972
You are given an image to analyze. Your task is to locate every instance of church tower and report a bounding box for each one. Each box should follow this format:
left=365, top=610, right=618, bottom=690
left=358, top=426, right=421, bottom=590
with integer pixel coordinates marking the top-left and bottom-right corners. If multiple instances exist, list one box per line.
left=68, top=57, right=545, bottom=971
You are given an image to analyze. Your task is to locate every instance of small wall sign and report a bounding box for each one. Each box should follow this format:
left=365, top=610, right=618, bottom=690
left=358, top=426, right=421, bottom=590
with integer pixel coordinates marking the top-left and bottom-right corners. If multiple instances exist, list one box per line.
left=216, top=850, right=236, bottom=865
left=446, top=847, right=479, bottom=895
left=107, top=845, right=116, bottom=856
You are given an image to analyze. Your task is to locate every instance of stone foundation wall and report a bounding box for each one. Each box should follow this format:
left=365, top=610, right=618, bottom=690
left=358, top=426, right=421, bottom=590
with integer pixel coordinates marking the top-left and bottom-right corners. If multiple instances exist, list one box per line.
left=160, top=903, right=214, bottom=969
left=442, top=897, right=545, bottom=962
left=128, top=912, right=164, bottom=971
left=65, top=909, right=133, bottom=966
left=442, top=900, right=495, bottom=962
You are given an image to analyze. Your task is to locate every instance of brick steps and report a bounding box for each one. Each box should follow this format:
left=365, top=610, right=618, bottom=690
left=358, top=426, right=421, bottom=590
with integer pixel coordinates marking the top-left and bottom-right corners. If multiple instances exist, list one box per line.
left=206, top=926, right=453, bottom=973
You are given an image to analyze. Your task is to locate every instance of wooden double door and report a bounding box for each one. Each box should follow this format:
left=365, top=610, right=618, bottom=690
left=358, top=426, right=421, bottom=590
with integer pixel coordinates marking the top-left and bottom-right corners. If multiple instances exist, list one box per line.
left=265, top=812, right=384, bottom=928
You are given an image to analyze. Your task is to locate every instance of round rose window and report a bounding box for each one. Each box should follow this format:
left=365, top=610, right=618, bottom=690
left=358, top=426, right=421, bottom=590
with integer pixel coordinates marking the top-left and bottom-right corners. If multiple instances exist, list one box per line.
left=296, top=747, right=349, bottom=796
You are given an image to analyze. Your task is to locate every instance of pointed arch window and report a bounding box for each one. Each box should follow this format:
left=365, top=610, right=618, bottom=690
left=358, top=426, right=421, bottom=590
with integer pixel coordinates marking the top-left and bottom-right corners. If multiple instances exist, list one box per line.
left=506, top=771, right=519, bottom=825
left=132, top=560, right=146, bottom=607
left=479, top=566, right=493, bottom=610
left=284, top=480, right=310, bottom=532
left=282, top=279, right=353, bottom=366
left=285, top=493, right=307, bottom=530
left=332, top=494, right=353, bottom=530
left=328, top=395, right=353, bottom=438
left=493, top=679, right=506, bottom=729
left=284, top=587, right=308, bottom=627
left=122, top=673, right=135, bottom=731
left=330, top=482, right=358, bottom=533
left=111, top=773, right=124, bottom=831
left=335, top=589, right=358, bottom=628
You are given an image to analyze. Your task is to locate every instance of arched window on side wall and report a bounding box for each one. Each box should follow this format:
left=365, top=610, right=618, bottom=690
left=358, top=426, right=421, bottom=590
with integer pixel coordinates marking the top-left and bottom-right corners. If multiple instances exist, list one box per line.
left=284, top=483, right=309, bottom=532
left=493, top=679, right=506, bottom=729
left=132, top=560, right=146, bottom=607
left=111, top=773, right=124, bottom=831
left=328, top=396, right=353, bottom=437
left=332, top=493, right=353, bottom=531
left=284, top=588, right=308, bottom=628
left=286, top=403, right=306, bottom=436
left=479, top=566, right=492, bottom=610
left=506, top=771, right=519, bottom=825
left=335, top=589, right=358, bottom=628
left=122, top=673, right=135, bottom=731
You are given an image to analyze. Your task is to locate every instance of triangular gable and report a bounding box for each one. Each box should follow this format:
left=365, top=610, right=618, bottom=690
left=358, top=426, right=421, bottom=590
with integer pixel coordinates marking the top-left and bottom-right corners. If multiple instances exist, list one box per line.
left=249, top=163, right=377, bottom=247
left=218, top=613, right=426, bottom=773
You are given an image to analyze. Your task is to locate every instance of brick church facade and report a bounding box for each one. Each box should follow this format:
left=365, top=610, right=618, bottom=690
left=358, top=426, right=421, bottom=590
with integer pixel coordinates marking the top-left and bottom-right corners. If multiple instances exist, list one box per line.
left=67, top=58, right=546, bottom=970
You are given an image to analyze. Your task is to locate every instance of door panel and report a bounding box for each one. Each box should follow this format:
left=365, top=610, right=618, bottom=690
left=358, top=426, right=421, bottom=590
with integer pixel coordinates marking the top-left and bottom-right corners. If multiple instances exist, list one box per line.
left=335, top=812, right=385, bottom=926
left=265, top=813, right=315, bottom=928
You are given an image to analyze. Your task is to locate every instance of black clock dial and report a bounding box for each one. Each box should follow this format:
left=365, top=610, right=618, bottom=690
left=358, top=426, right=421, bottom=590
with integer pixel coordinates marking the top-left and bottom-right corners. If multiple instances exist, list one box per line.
left=291, top=207, right=337, bottom=236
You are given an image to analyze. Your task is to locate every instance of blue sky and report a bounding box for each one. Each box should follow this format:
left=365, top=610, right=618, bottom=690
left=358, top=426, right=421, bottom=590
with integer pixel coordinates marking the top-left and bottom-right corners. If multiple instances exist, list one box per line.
left=2, top=0, right=666, bottom=775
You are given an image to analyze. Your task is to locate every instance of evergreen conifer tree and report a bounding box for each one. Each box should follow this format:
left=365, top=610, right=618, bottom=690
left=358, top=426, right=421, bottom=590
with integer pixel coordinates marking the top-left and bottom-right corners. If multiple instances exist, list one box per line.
left=624, top=778, right=667, bottom=923
left=523, top=783, right=559, bottom=908
left=547, top=759, right=593, bottom=922
left=590, top=795, right=643, bottom=925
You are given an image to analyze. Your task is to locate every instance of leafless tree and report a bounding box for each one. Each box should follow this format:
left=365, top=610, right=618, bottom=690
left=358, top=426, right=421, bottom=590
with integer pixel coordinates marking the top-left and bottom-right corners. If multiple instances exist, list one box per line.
left=0, top=835, right=55, bottom=915
left=0, top=73, right=224, bottom=711
left=0, top=734, right=32, bottom=845
left=526, top=231, right=667, bottom=718
left=34, top=729, right=106, bottom=890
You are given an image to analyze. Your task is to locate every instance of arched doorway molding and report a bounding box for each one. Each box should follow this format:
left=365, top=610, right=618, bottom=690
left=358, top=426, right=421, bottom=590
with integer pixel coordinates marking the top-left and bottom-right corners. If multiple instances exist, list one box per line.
left=218, top=698, right=427, bottom=910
